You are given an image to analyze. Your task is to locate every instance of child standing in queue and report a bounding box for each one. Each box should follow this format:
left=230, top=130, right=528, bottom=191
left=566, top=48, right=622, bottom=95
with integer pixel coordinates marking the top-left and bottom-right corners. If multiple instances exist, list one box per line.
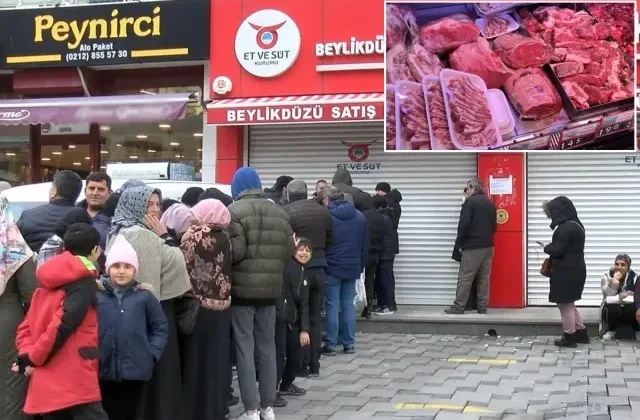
left=97, top=235, right=169, bottom=420
left=275, top=237, right=312, bottom=407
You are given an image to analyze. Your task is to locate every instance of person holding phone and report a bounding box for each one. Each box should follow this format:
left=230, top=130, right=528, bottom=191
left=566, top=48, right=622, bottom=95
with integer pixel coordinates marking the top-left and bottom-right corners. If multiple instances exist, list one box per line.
left=599, top=254, right=638, bottom=340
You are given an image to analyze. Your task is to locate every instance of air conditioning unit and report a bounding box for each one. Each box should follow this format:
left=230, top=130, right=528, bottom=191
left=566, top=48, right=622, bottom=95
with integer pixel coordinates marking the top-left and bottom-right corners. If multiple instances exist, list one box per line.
left=41, top=122, right=91, bottom=136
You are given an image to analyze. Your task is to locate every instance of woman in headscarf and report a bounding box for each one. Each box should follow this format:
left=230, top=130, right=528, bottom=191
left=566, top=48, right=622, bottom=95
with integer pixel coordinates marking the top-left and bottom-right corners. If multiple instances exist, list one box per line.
left=599, top=254, right=637, bottom=340
left=160, top=202, right=195, bottom=243
left=0, top=196, right=38, bottom=420
left=106, top=186, right=191, bottom=420
left=179, top=199, right=232, bottom=420
left=541, top=196, right=588, bottom=348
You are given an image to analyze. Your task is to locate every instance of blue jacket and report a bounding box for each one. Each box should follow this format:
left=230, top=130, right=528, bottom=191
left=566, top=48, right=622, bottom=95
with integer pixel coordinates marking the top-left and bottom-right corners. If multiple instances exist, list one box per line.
left=17, top=198, right=77, bottom=251
left=96, top=279, right=168, bottom=382
left=93, top=213, right=111, bottom=251
left=325, top=199, right=369, bottom=281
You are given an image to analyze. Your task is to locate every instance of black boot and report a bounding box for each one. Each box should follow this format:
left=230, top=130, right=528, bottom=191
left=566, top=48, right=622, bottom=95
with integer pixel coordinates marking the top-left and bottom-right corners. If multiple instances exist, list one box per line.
left=361, top=305, right=372, bottom=320
left=574, top=328, right=590, bottom=344
left=554, top=332, right=577, bottom=348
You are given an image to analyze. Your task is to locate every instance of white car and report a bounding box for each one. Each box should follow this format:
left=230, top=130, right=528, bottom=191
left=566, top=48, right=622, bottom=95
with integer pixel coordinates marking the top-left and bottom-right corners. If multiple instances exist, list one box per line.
left=2, top=180, right=232, bottom=219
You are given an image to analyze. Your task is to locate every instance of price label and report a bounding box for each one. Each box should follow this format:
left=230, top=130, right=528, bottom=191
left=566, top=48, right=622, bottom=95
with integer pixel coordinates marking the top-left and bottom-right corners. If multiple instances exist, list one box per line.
left=596, top=119, right=633, bottom=138
left=557, top=121, right=600, bottom=150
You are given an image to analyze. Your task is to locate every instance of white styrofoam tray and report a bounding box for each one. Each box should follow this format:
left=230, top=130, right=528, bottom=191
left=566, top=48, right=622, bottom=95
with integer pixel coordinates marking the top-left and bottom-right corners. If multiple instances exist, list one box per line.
left=422, top=75, right=454, bottom=150
left=486, top=89, right=515, bottom=136
left=394, top=81, right=426, bottom=151
left=475, top=13, right=519, bottom=39
left=439, top=68, right=503, bottom=150
left=473, top=2, right=517, bottom=17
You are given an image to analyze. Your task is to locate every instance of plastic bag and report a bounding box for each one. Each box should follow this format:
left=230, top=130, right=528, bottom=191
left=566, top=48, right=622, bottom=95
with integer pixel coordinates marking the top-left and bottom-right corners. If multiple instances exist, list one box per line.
left=354, top=271, right=367, bottom=312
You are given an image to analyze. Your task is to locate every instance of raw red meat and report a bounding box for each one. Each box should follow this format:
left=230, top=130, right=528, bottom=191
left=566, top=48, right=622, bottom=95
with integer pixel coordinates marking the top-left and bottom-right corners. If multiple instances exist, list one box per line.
left=386, top=5, right=418, bottom=50
left=449, top=38, right=512, bottom=89
left=446, top=76, right=498, bottom=148
left=406, top=44, right=443, bottom=81
left=552, top=62, right=583, bottom=78
left=519, top=10, right=542, bottom=34
left=575, top=22, right=609, bottom=40
left=386, top=45, right=413, bottom=83
left=504, top=68, right=562, bottom=119
left=423, top=79, right=454, bottom=150
left=419, top=14, right=480, bottom=54
left=562, top=74, right=603, bottom=87
left=586, top=4, right=633, bottom=57
left=493, top=33, right=552, bottom=69
left=564, top=50, right=591, bottom=64
left=582, top=85, right=613, bottom=105
left=386, top=87, right=396, bottom=150
left=397, top=84, right=430, bottom=150
left=551, top=48, right=568, bottom=62
left=484, top=16, right=508, bottom=38
left=561, top=82, right=589, bottom=110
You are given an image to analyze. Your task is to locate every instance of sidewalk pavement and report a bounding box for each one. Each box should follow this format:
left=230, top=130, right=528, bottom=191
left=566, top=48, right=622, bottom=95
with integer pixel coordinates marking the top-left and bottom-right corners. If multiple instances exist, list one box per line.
left=229, top=332, right=640, bottom=420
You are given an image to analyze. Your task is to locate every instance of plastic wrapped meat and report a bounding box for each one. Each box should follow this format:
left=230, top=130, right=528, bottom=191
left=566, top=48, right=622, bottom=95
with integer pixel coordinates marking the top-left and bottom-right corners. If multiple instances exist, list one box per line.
left=396, top=84, right=430, bottom=150
left=386, top=45, right=413, bottom=83
left=386, top=5, right=419, bottom=50
left=419, top=14, right=480, bottom=54
left=423, top=79, right=454, bottom=150
left=484, top=16, right=509, bottom=38
left=446, top=76, right=498, bottom=148
left=406, top=44, right=443, bottom=80
left=449, top=38, right=513, bottom=89
left=386, top=86, right=396, bottom=150
left=504, top=68, right=562, bottom=119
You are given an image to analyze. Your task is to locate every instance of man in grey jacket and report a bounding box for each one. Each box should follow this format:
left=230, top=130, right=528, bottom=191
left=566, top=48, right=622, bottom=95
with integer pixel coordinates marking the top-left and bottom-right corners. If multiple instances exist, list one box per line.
left=228, top=167, right=295, bottom=420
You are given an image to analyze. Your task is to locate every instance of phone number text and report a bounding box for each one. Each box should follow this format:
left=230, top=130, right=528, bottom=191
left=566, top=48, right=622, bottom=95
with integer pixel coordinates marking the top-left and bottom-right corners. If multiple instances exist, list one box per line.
left=65, top=50, right=129, bottom=63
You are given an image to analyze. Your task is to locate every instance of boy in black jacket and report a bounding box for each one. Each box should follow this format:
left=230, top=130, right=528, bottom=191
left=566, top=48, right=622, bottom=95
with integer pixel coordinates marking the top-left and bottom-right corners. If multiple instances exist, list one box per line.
left=275, top=237, right=311, bottom=407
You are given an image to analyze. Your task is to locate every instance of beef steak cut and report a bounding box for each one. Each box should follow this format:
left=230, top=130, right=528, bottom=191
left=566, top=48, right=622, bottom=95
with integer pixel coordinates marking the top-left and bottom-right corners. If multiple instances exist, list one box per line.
left=493, top=33, right=552, bottom=69
left=449, top=38, right=513, bottom=89
left=419, top=14, right=479, bottom=54
left=504, top=68, right=562, bottom=119
left=552, top=62, right=584, bottom=78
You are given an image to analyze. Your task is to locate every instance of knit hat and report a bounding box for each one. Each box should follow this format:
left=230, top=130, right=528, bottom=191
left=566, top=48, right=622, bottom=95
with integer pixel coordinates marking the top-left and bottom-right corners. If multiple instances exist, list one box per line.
left=181, top=187, right=204, bottom=207
left=105, top=235, right=139, bottom=275
left=375, top=182, right=391, bottom=193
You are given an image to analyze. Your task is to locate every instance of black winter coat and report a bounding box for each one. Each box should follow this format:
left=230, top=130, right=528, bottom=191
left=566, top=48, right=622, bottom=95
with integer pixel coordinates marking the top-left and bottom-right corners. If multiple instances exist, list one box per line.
left=283, top=196, right=332, bottom=268
left=332, top=168, right=375, bottom=211
left=386, top=189, right=403, bottom=230
left=359, top=206, right=386, bottom=266
left=455, top=191, right=497, bottom=251
left=379, top=208, right=399, bottom=260
left=543, top=196, right=586, bottom=304
left=18, top=199, right=78, bottom=251
left=276, top=259, right=310, bottom=332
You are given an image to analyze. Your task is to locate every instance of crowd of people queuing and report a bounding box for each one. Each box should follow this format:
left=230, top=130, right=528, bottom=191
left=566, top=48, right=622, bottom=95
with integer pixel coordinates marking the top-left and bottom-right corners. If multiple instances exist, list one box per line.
left=0, top=166, right=403, bottom=420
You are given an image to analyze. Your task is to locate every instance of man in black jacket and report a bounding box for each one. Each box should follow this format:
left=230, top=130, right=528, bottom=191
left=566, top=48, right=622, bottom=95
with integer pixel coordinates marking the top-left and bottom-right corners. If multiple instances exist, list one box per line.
left=332, top=168, right=374, bottom=211
left=355, top=198, right=386, bottom=319
left=446, top=178, right=497, bottom=315
left=283, top=180, right=332, bottom=376
left=18, top=170, right=83, bottom=251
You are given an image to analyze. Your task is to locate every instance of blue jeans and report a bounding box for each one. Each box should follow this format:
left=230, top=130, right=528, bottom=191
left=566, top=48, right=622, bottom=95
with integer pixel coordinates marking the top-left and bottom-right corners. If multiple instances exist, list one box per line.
left=324, top=274, right=356, bottom=350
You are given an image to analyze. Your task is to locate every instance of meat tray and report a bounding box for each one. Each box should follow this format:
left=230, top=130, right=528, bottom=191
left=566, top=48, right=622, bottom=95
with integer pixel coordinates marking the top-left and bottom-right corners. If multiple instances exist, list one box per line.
left=473, top=3, right=518, bottom=17
left=394, top=81, right=429, bottom=150
left=422, top=75, right=455, bottom=150
left=439, top=69, right=503, bottom=150
left=485, top=89, right=515, bottom=136
left=514, top=3, right=634, bottom=119
left=475, top=13, right=520, bottom=39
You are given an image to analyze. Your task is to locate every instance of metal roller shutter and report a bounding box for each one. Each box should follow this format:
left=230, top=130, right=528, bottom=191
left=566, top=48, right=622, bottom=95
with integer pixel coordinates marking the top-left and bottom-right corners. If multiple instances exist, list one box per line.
left=248, top=122, right=477, bottom=305
left=526, top=152, right=640, bottom=306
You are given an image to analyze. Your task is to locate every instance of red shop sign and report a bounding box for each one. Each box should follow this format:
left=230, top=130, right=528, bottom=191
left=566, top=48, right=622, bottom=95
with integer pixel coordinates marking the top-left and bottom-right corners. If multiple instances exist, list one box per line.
left=207, top=0, right=384, bottom=125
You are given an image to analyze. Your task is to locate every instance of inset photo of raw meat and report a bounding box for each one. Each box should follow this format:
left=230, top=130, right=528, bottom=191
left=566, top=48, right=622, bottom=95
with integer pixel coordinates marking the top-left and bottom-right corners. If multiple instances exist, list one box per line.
left=384, top=2, right=635, bottom=151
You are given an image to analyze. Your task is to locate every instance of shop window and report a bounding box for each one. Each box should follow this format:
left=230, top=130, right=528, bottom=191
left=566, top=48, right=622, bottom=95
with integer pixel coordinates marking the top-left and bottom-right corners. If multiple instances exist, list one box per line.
left=40, top=144, right=92, bottom=181
left=99, top=114, right=203, bottom=180
left=0, top=126, right=29, bottom=186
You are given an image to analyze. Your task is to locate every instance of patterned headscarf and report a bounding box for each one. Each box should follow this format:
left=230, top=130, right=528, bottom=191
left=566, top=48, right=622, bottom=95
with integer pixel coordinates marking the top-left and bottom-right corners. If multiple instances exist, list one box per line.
left=118, top=179, right=146, bottom=193
left=109, top=186, right=161, bottom=238
left=0, top=196, right=33, bottom=296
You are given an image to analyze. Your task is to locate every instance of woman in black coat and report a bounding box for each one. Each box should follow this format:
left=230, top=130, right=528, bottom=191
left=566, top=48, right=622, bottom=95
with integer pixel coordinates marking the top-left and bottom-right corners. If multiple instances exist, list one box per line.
left=542, top=196, right=588, bottom=348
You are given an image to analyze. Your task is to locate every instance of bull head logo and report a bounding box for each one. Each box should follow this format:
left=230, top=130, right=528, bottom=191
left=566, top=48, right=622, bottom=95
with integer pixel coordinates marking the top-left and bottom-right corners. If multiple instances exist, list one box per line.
left=341, top=139, right=378, bottom=162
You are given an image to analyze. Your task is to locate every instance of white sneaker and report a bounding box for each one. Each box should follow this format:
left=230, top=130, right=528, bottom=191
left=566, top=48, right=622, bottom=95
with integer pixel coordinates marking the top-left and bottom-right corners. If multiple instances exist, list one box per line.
left=237, top=412, right=260, bottom=420
left=602, top=331, right=616, bottom=341
left=260, top=407, right=276, bottom=420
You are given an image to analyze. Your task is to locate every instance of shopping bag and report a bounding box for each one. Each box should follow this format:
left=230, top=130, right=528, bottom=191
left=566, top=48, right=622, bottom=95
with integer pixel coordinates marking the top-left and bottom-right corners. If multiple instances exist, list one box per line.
left=354, top=270, right=367, bottom=312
